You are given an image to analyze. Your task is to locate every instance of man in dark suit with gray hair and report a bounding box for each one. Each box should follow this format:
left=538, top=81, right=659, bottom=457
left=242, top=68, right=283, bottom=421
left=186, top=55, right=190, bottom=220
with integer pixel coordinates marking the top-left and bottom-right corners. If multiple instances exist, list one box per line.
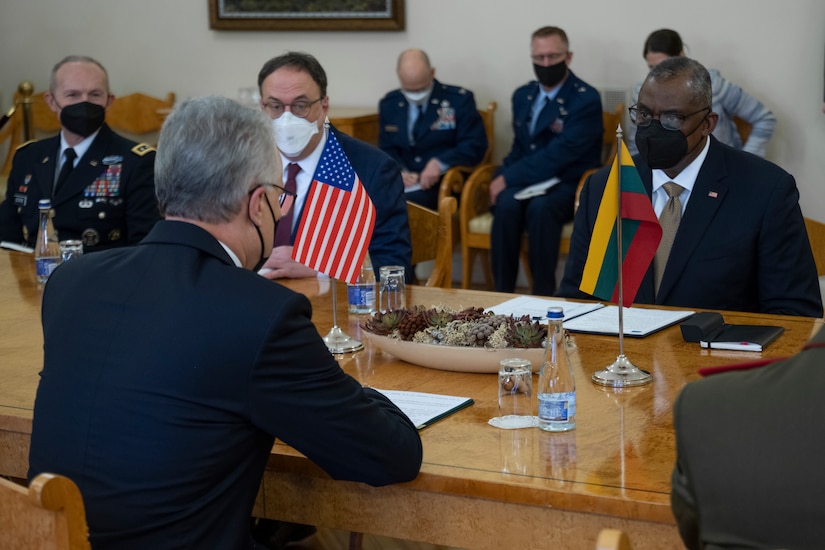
left=28, top=95, right=422, bottom=549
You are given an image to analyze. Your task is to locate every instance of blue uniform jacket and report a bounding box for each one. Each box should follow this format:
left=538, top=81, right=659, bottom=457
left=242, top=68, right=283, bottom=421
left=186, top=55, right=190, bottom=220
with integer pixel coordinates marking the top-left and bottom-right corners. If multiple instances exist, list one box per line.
left=378, top=79, right=487, bottom=173
left=499, top=71, right=603, bottom=189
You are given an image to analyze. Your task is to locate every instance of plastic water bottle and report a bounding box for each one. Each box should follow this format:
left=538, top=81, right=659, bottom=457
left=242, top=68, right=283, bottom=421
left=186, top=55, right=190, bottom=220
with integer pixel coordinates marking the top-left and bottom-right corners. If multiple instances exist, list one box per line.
left=538, top=306, right=576, bottom=431
left=34, top=199, right=61, bottom=284
left=347, top=252, right=376, bottom=314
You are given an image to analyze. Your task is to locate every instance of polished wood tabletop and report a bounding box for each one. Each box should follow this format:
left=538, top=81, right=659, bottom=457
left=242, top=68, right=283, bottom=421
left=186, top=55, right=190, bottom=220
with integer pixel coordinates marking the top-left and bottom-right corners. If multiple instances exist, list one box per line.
left=1, top=249, right=821, bottom=549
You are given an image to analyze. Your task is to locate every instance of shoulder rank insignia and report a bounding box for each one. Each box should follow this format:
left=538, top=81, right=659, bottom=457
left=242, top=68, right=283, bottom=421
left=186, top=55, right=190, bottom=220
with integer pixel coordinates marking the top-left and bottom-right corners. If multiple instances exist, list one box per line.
left=15, top=140, right=36, bottom=152
left=131, top=143, right=156, bottom=156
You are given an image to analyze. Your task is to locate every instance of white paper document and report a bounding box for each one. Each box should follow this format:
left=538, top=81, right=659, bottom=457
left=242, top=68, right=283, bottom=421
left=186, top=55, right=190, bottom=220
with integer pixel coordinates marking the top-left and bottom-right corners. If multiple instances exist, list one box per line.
left=513, top=177, right=561, bottom=200
left=489, top=296, right=604, bottom=322
left=562, top=306, right=695, bottom=337
left=404, top=183, right=423, bottom=193
left=0, top=241, right=34, bottom=254
left=374, top=389, right=473, bottom=429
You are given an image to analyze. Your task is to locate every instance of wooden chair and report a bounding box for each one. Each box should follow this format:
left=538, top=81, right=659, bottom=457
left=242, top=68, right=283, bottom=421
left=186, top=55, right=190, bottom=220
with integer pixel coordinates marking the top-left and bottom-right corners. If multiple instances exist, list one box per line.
left=804, top=216, right=825, bottom=277
left=407, top=196, right=457, bottom=288
left=105, top=92, right=175, bottom=135
left=0, top=473, right=91, bottom=550
left=459, top=103, right=624, bottom=290
left=732, top=115, right=752, bottom=143
left=559, top=102, right=625, bottom=255
left=1, top=82, right=174, bottom=176
left=436, top=100, right=497, bottom=205
left=595, top=528, right=633, bottom=550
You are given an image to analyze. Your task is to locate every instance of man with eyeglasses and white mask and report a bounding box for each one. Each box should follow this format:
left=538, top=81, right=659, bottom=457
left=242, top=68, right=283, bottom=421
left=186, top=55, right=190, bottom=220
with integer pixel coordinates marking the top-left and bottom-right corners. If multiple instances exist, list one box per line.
left=255, top=51, right=412, bottom=282
left=558, top=56, right=822, bottom=318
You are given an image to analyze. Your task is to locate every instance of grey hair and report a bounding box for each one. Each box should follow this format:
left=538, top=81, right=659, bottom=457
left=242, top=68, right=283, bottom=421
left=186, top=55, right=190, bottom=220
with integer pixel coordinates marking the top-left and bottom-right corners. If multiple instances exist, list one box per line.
left=155, top=95, right=280, bottom=223
left=645, top=56, right=712, bottom=109
left=50, top=55, right=109, bottom=93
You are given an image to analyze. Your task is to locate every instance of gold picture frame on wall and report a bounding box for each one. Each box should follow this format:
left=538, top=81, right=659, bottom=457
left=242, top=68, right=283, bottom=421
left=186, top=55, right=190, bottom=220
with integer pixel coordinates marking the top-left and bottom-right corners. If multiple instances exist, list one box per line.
left=209, top=0, right=405, bottom=31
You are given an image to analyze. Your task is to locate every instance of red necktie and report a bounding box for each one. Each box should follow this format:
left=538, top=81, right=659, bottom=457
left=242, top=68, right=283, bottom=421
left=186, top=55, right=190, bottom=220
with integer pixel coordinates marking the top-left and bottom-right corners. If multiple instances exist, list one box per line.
left=273, top=163, right=300, bottom=246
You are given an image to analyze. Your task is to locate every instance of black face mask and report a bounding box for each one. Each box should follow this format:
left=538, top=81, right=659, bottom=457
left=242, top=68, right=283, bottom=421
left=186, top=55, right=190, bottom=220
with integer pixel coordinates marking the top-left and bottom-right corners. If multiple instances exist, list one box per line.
left=251, top=192, right=278, bottom=272
left=635, top=118, right=706, bottom=170
left=533, top=60, right=567, bottom=88
left=58, top=101, right=106, bottom=137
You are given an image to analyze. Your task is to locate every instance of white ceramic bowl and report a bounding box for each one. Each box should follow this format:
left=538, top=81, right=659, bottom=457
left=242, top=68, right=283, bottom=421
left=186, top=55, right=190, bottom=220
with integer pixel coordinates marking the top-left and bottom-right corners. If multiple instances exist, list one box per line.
left=362, top=332, right=543, bottom=373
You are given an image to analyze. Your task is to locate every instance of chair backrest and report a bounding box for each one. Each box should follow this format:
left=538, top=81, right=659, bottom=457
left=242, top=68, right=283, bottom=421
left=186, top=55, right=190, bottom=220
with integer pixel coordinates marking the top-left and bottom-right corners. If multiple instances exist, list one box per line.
left=407, top=196, right=457, bottom=288
left=804, top=216, right=825, bottom=277
left=479, top=100, right=497, bottom=164
left=601, top=103, right=625, bottom=165
left=733, top=115, right=752, bottom=143
left=105, top=92, right=176, bottom=135
left=0, top=473, right=91, bottom=550
left=595, top=528, right=633, bottom=550
left=1, top=83, right=174, bottom=175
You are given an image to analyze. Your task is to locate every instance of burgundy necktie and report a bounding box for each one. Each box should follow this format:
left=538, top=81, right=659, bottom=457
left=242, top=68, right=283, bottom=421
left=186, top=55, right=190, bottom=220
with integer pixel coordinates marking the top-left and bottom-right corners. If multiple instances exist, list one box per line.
left=273, top=163, right=300, bottom=246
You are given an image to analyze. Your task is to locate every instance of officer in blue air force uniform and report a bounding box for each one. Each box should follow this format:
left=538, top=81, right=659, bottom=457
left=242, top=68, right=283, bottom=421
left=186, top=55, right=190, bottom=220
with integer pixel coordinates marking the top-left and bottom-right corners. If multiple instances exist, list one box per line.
left=489, top=26, right=602, bottom=296
left=378, top=49, right=487, bottom=210
left=0, top=55, right=159, bottom=252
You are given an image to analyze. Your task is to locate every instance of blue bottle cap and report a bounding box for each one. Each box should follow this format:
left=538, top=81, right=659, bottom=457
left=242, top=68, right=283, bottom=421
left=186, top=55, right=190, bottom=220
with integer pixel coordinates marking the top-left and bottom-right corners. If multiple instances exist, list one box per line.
left=546, top=306, right=564, bottom=319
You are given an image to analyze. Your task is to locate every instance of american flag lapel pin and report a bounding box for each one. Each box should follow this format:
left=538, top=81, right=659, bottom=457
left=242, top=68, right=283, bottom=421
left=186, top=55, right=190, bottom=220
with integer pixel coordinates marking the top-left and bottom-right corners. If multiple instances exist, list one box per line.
left=708, top=191, right=718, bottom=198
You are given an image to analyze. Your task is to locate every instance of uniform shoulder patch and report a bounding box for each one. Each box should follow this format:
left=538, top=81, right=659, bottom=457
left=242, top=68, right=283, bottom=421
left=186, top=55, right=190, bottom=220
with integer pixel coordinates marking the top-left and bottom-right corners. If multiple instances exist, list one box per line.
left=131, top=143, right=156, bottom=156
left=14, top=140, right=36, bottom=151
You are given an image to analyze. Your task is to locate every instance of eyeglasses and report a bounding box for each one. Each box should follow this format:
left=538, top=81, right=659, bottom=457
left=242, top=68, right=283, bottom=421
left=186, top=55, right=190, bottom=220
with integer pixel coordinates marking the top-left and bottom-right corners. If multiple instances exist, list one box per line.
left=629, top=105, right=711, bottom=131
left=252, top=183, right=297, bottom=216
left=261, top=98, right=322, bottom=119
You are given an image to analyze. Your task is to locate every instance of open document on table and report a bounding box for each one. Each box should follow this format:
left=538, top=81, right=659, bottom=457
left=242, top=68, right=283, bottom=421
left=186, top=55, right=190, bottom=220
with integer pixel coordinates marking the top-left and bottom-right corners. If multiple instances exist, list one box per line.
left=488, top=296, right=694, bottom=337
left=562, top=306, right=694, bottom=337
left=374, top=389, right=473, bottom=430
left=488, top=296, right=605, bottom=322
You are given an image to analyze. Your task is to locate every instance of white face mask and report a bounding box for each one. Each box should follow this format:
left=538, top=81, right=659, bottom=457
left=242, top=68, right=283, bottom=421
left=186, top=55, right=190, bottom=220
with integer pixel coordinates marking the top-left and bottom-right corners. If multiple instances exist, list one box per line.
left=272, top=111, right=320, bottom=157
left=402, top=89, right=429, bottom=105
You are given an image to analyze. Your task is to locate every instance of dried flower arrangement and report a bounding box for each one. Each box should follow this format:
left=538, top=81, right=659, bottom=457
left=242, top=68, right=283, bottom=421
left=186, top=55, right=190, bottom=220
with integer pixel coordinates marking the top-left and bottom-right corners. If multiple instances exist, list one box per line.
left=362, top=306, right=547, bottom=349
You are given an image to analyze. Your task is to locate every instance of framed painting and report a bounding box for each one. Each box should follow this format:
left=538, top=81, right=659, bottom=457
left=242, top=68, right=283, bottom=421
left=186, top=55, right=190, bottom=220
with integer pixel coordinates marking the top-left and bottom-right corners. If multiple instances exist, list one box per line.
left=209, top=0, right=405, bottom=31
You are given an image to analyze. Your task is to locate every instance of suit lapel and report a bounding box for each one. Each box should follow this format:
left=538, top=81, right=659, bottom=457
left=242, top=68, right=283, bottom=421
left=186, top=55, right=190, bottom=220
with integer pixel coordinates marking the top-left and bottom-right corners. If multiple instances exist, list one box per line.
left=656, top=138, right=729, bottom=301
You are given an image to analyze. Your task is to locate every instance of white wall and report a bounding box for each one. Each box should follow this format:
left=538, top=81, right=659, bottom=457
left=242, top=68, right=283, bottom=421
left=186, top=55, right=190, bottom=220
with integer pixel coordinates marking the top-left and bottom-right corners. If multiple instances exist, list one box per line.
left=3, top=0, right=824, bottom=220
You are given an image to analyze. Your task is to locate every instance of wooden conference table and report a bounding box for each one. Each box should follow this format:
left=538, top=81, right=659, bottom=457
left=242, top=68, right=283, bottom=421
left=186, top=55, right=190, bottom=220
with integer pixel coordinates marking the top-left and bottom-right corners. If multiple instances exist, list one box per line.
left=0, top=249, right=821, bottom=549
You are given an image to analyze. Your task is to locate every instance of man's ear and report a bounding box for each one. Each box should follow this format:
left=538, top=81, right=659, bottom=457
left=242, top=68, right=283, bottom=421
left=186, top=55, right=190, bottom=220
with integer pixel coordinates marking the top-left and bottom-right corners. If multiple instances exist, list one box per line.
left=703, top=112, right=719, bottom=136
left=44, top=91, right=59, bottom=114
left=248, top=186, right=267, bottom=225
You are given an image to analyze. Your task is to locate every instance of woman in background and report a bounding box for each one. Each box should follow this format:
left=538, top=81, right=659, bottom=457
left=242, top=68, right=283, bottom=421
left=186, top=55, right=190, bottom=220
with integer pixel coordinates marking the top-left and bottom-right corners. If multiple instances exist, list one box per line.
left=627, top=28, right=776, bottom=158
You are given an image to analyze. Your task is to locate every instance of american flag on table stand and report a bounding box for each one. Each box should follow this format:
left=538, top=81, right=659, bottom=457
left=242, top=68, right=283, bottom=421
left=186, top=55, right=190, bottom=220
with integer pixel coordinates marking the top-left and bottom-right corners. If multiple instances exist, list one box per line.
left=291, top=128, right=375, bottom=353
left=292, top=130, right=375, bottom=284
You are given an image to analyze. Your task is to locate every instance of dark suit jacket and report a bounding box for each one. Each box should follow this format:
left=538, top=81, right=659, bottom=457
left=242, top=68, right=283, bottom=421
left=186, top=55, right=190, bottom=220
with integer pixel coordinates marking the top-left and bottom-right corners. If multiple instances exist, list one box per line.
left=291, top=127, right=412, bottom=278
left=378, top=79, right=488, bottom=172
left=498, top=71, right=603, bottom=189
left=557, top=137, right=823, bottom=318
left=671, top=326, right=825, bottom=550
left=28, top=220, right=422, bottom=550
left=0, top=124, right=160, bottom=252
